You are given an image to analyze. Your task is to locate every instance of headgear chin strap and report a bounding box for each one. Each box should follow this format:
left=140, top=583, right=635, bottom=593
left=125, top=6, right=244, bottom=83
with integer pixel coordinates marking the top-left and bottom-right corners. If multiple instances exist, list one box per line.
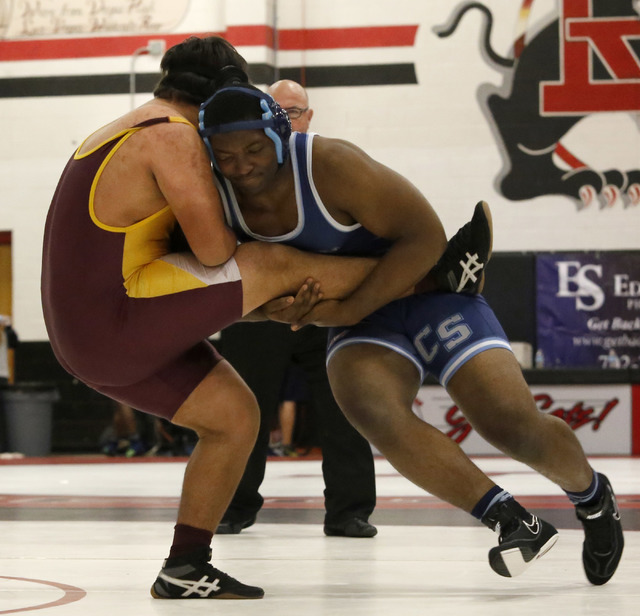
left=198, top=86, right=291, bottom=170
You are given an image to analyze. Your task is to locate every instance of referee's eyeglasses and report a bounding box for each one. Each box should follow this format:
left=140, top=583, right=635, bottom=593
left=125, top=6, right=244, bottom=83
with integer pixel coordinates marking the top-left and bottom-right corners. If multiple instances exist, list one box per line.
left=284, top=106, right=309, bottom=119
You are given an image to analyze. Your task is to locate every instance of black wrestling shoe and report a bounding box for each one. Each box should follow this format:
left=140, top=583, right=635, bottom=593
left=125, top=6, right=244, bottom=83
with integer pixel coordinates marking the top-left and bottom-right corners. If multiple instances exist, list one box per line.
left=324, top=517, right=378, bottom=538
left=433, top=200, right=493, bottom=294
left=483, top=498, right=558, bottom=577
left=216, top=514, right=256, bottom=535
left=576, top=473, right=624, bottom=585
left=151, top=547, right=264, bottom=599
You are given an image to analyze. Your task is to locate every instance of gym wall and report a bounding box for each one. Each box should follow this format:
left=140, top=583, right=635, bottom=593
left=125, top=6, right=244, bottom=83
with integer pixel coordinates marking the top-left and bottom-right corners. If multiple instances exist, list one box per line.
left=1, top=0, right=638, bottom=336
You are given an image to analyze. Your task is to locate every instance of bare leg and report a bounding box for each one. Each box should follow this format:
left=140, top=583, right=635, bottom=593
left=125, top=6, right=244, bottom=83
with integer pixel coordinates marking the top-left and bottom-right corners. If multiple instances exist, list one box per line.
left=171, top=360, right=260, bottom=532
left=446, top=348, right=593, bottom=492
left=328, top=344, right=578, bottom=580
left=113, top=403, right=138, bottom=437
left=327, top=344, right=495, bottom=512
left=233, top=242, right=377, bottom=315
left=278, top=400, right=297, bottom=447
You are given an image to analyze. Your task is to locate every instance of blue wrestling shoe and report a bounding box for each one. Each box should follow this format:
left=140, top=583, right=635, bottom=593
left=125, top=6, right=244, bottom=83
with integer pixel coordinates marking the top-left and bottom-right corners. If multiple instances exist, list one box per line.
left=151, top=547, right=264, bottom=599
left=576, top=473, right=624, bottom=585
left=433, top=200, right=493, bottom=294
left=483, top=498, right=558, bottom=577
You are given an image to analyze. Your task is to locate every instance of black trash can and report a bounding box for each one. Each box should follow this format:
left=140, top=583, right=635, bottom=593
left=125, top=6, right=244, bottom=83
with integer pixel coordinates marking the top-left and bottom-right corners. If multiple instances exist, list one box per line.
left=1, top=382, right=59, bottom=456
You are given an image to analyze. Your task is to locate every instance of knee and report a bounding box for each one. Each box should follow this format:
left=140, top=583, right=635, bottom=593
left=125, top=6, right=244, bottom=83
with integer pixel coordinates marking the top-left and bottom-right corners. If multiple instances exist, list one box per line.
left=226, top=394, right=261, bottom=446
left=476, top=407, right=528, bottom=452
left=337, top=395, right=398, bottom=449
left=339, top=401, right=371, bottom=436
left=184, top=389, right=261, bottom=449
left=329, top=379, right=386, bottom=443
left=221, top=389, right=261, bottom=445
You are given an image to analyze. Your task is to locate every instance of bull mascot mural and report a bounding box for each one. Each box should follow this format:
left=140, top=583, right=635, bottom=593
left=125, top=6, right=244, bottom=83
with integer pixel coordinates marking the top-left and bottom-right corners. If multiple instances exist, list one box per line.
left=435, top=0, right=640, bottom=209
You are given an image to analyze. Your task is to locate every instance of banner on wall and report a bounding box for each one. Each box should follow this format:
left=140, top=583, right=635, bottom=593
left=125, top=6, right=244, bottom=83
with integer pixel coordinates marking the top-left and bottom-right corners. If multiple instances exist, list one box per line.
left=1, top=0, right=189, bottom=37
left=536, top=252, right=640, bottom=369
left=406, top=383, right=633, bottom=456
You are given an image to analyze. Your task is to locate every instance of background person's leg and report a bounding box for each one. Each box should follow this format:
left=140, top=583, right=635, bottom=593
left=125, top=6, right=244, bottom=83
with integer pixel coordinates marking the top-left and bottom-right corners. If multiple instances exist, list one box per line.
left=294, top=327, right=377, bottom=535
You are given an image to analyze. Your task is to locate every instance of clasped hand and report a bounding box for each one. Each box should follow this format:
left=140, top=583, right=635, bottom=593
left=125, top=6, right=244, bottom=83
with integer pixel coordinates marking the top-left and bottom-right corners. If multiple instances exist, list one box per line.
left=260, top=279, right=362, bottom=330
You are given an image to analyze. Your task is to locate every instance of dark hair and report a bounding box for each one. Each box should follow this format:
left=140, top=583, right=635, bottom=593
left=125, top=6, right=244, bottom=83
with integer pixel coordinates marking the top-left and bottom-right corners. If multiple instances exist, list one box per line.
left=153, top=36, right=249, bottom=105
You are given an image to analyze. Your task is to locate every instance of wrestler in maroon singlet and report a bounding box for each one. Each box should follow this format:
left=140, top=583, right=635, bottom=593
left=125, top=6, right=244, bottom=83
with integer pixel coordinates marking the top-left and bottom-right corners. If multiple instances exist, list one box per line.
left=42, top=118, right=243, bottom=418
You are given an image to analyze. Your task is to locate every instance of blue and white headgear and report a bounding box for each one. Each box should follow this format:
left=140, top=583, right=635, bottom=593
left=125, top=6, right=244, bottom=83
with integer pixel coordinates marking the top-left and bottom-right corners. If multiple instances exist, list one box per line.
left=198, top=86, right=291, bottom=170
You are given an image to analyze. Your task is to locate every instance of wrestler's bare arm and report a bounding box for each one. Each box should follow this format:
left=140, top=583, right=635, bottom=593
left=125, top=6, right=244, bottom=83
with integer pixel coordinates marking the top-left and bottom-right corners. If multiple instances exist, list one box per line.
left=149, top=122, right=238, bottom=266
left=296, top=137, right=447, bottom=326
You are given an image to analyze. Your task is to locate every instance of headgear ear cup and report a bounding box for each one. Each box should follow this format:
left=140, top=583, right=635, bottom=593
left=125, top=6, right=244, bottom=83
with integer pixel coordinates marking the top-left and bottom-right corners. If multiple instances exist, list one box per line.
left=198, top=87, right=291, bottom=167
left=197, top=105, right=220, bottom=170
left=260, top=99, right=284, bottom=164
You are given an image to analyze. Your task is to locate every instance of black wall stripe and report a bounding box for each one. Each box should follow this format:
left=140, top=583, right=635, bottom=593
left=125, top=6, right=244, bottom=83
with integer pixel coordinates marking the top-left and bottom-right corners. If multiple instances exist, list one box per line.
left=279, top=64, right=417, bottom=87
left=0, top=63, right=416, bottom=98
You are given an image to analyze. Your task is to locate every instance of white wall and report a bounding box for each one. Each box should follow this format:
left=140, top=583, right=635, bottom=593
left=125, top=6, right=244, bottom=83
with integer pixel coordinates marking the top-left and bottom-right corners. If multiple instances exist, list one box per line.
left=1, top=0, right=638, bottom=339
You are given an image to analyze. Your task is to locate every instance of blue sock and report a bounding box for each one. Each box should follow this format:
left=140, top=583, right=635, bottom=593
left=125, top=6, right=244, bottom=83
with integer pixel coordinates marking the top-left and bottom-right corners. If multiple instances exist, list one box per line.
left=471, top=486, right=512, bottom=520
left=564, top=470, right=600, bottom=507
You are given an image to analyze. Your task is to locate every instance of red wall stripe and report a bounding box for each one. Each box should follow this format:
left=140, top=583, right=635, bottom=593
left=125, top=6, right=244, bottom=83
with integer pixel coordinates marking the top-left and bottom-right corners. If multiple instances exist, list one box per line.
left=278, top=25, right=418, bottom=50
left=0, top=31, right=224, bottom=61
left=226, top=24, right=274, bottom=46
left=0, top=25, right=417, bottom=62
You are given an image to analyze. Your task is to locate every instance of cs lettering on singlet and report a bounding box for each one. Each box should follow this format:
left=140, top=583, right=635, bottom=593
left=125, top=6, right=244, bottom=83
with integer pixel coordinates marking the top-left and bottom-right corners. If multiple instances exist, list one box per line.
left=415, top=313, right=472, bottom=364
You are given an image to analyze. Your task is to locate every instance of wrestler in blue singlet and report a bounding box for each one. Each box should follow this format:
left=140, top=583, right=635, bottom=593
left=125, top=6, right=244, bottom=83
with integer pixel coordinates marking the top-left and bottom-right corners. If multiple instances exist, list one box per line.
left=215, top=131, right=512, bottom=386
